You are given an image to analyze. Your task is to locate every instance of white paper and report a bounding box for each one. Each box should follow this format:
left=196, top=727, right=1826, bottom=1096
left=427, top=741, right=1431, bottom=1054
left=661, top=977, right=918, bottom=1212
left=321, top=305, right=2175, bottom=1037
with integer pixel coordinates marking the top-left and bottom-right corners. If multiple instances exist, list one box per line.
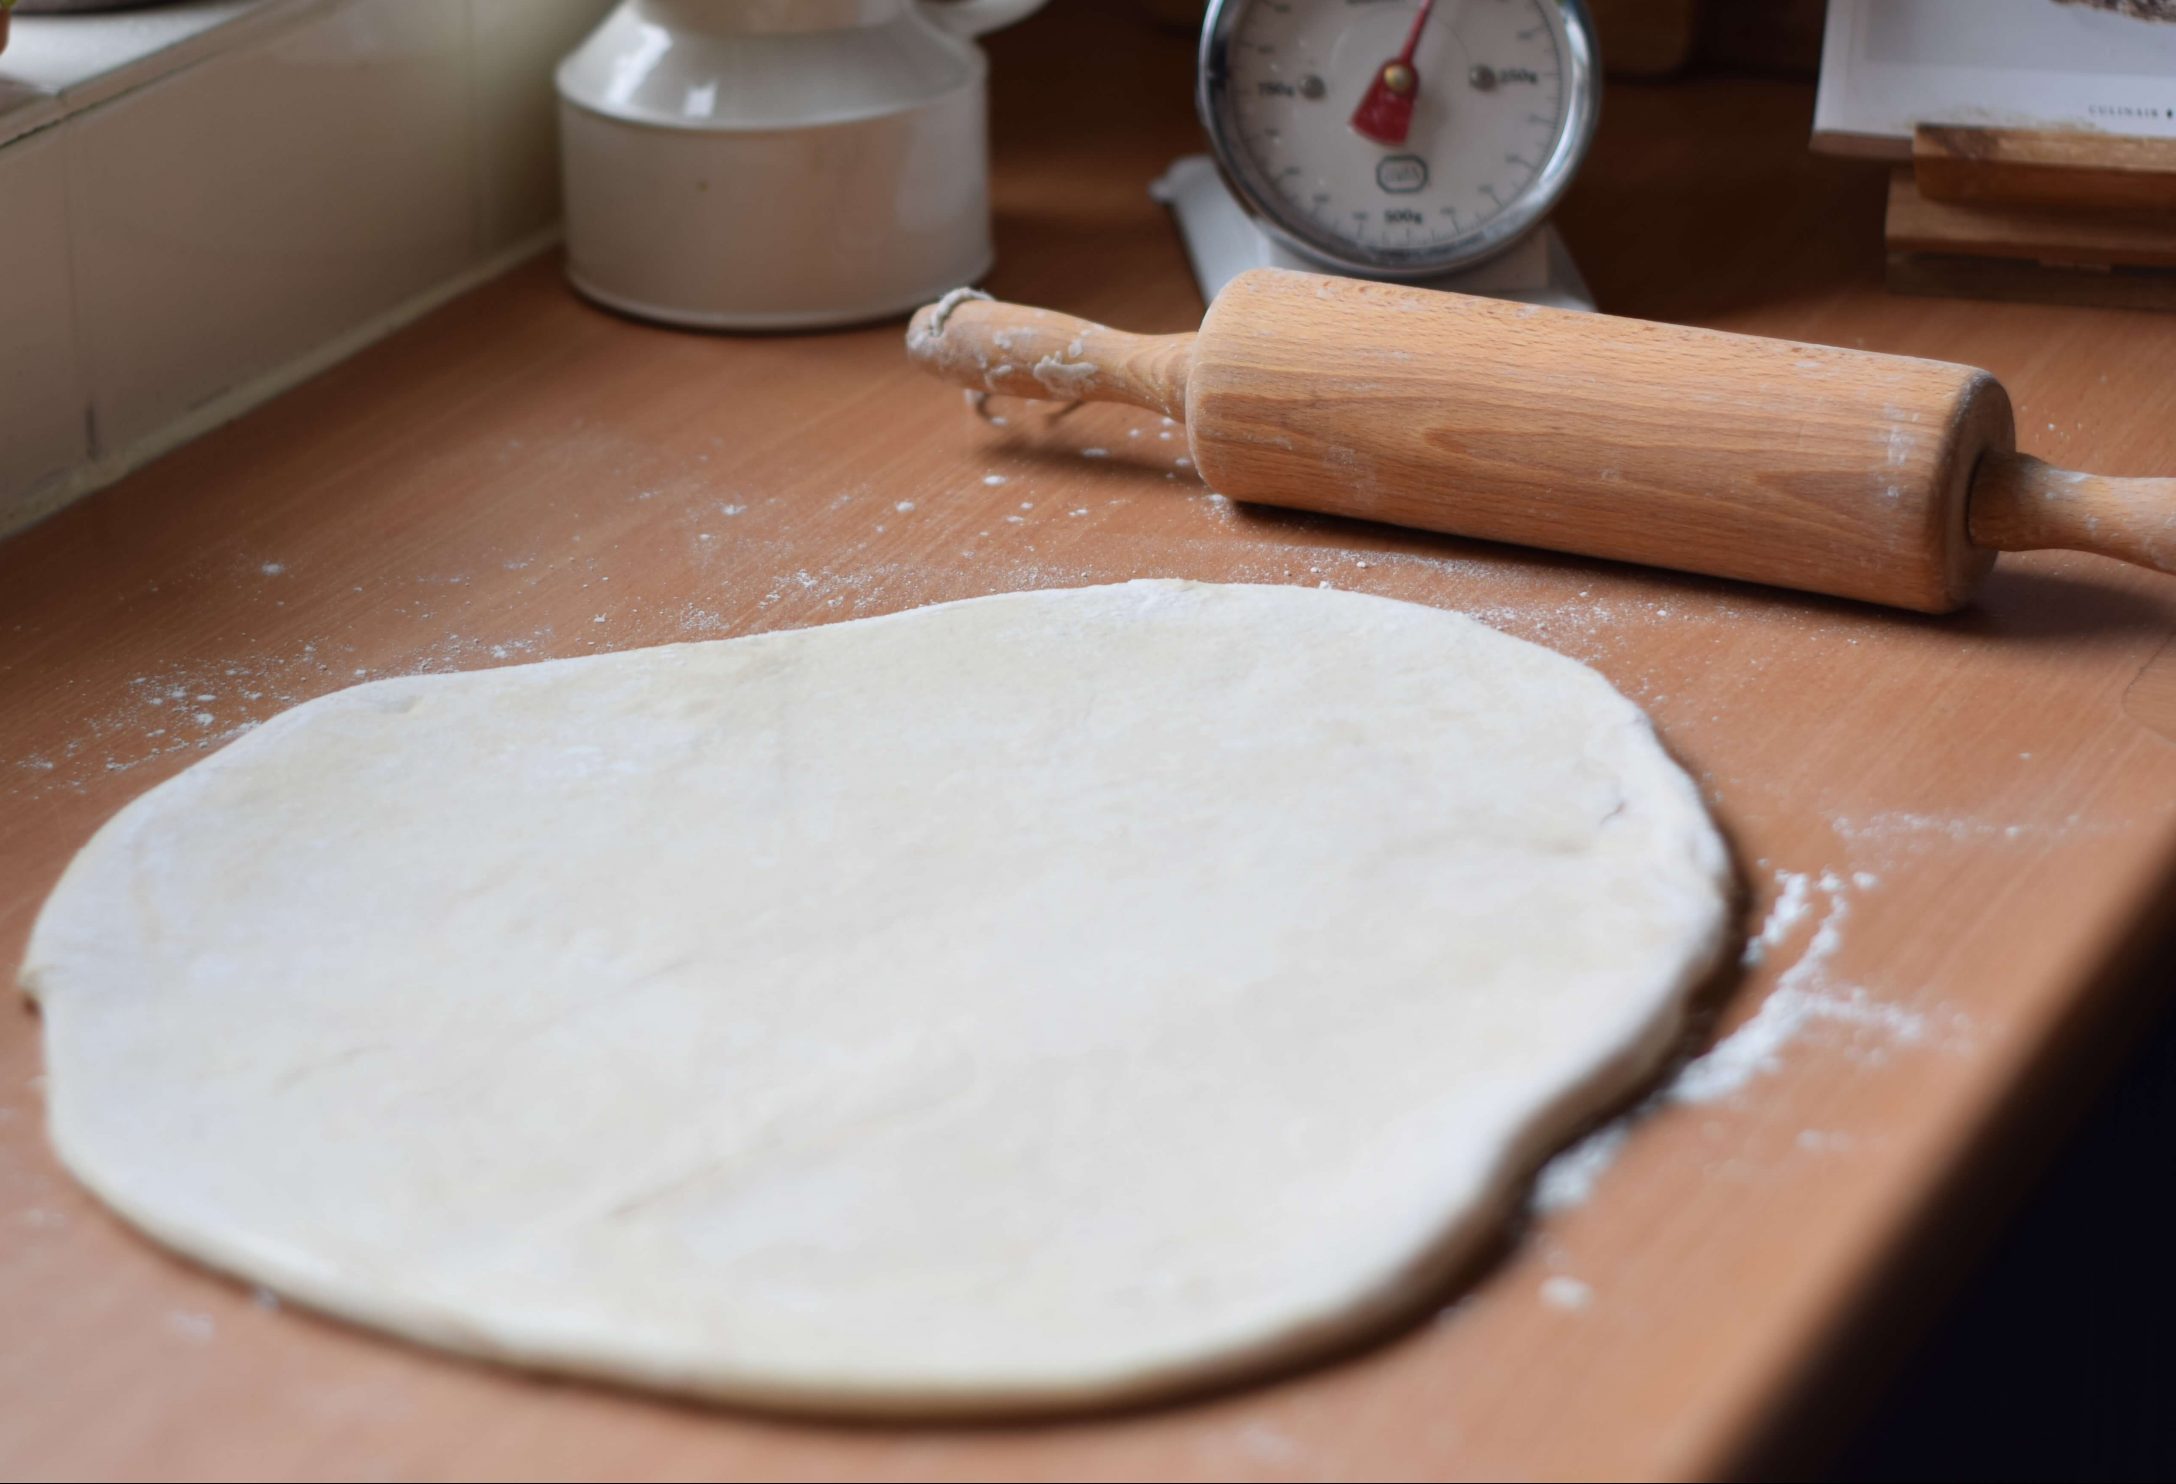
left=1814, top=0, right=2176, bottom=158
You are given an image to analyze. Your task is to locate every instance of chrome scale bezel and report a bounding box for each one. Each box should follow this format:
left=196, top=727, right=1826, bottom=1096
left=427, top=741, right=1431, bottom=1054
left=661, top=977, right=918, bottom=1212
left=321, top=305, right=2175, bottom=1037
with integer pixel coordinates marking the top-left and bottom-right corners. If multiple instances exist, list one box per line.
left=1197, top=0, right=1601, bottom=279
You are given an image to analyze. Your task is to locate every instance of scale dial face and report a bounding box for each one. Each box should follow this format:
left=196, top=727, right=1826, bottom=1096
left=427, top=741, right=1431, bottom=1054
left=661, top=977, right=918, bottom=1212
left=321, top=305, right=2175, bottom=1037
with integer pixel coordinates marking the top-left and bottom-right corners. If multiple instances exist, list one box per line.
left=1200, top=0, right=1599, bottom=277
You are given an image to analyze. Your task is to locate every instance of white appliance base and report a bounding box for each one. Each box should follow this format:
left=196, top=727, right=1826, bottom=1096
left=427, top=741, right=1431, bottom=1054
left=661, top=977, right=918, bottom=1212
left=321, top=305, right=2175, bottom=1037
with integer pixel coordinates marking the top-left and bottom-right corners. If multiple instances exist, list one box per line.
left=1151, top=155, right=1596, bottom=313
left=567, top=256, right=994, bottom=333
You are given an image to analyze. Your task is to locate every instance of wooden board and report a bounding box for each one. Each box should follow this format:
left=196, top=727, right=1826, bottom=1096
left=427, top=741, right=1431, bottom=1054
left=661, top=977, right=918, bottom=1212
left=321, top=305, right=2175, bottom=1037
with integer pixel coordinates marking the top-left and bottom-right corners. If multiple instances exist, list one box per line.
left=1885, top=162, right=2176, bottom=313
left=1913, top=124, right=2176, bottom=214
left=5, top=13, right=2176, bottom=1480
left=1886, top=166, right=2176, bottom=271
left=1887, top=249, right=2176, bottom=316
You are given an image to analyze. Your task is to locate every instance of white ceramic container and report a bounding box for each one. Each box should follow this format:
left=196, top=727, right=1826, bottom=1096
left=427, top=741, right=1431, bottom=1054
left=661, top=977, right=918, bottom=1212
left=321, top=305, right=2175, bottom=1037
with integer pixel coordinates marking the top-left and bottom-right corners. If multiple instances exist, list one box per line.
left=557, top=0, right=1047, bottom=330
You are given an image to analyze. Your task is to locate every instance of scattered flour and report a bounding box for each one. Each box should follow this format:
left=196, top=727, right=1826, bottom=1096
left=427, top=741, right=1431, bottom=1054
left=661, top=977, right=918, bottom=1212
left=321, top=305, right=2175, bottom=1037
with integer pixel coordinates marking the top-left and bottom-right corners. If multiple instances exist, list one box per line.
left=1741, top=869, right=1812, bottom=966
left=166, top=1311, right=217, bottom=1344
left=1533, top=1122, right=1631, bottom=1214
left=1539, top=1276, right=1593, bottom=1312
left=1531, top=865, right=1958, bottom=1210
left=1832, top=811, right=2058, bottom=845
left=1229, top=1421, right=1304, bottom=1466
left=1032, top=354, right=1099, bottom=397
left=1669, top=981, right=1928, bottom=1106
left=8, top=622, right=569, bottom=803
left=921, top=285, right=990, bottom=336
left=1670, top=872, right=1932, bottom=1106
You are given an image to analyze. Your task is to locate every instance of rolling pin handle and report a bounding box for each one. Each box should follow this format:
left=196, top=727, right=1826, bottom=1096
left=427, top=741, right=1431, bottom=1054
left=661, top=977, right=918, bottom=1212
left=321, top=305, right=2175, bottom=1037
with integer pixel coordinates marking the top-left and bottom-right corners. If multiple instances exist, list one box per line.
left=1969, top=451, right=2176, bottom=577
left=906, top=296, right=1193, bottom=422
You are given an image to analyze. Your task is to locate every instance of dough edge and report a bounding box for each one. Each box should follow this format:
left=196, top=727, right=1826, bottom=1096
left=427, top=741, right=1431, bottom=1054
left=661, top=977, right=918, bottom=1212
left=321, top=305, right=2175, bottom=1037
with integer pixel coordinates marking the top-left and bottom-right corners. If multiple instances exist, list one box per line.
left=22, top=579, right=1736, bottom=1418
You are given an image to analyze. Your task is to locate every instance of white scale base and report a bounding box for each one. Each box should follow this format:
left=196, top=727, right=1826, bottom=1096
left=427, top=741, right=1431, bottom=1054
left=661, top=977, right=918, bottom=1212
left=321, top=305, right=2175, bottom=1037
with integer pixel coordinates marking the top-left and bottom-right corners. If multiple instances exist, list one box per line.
left=1151, top=155, right=1596, bottom=313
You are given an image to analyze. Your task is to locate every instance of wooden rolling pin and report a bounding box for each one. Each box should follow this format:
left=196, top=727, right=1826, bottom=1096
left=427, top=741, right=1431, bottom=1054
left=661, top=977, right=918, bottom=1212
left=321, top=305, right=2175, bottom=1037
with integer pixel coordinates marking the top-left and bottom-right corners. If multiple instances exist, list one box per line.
left=905, top=268, right=2176, bottom=612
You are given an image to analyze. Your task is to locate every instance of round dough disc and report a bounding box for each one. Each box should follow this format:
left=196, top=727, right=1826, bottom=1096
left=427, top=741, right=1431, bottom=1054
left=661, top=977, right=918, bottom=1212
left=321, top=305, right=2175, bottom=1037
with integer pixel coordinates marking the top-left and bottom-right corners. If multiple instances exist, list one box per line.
left=23, top=581, right=1730, bottom=1415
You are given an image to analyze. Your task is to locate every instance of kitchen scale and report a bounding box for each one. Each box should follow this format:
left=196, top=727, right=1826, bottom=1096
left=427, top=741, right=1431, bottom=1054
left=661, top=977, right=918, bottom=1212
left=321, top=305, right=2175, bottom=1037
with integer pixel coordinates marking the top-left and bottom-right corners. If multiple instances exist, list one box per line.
left=1155, top=0, right=1601, bottom=311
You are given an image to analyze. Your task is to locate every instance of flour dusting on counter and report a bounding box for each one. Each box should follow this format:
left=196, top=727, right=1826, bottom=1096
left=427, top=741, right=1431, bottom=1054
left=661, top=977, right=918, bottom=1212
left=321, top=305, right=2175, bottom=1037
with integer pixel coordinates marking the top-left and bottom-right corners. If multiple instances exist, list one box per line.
left=1226, top=1421, right=1305, bottom=1467
left=1833, top=810, right=2089, bottom=846
left=165, top=1311, right=217, bottom=1345
left=1534, top=1122, right=1631, bottom=1214
left=1671, top=871, right=1931, bottom=1105
left=1532, top=864, right=1965, bottom=1212
left=1741, top=869, right=1812, bottom=966
left=1540, top=1276, right=1593, bottom=1312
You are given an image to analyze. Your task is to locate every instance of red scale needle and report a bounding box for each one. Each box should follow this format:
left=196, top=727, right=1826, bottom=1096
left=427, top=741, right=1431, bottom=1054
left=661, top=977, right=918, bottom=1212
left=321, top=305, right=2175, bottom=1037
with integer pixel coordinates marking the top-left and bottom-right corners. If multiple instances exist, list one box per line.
left=1349, top=0, right=1438, bottom=148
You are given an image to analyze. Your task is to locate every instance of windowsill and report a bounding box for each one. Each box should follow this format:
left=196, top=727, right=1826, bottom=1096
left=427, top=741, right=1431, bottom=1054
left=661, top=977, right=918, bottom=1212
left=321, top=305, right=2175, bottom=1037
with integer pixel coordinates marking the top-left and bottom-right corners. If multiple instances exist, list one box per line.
left=0, top=0, right=323, bottom=147
left=0, top=0, right=616, bottom=535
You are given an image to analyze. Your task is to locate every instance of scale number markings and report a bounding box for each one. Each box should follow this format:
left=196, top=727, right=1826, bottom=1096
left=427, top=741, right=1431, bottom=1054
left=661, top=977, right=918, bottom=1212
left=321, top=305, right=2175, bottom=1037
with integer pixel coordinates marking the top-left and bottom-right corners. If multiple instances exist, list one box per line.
left=1217, top=0, right=1576, bottom=267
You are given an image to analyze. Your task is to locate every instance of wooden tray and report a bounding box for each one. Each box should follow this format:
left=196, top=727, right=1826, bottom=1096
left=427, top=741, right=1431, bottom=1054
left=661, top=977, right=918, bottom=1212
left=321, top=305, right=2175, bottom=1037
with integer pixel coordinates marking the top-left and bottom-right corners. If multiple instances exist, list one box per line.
left=4, top=11, right=2174, bottom=1478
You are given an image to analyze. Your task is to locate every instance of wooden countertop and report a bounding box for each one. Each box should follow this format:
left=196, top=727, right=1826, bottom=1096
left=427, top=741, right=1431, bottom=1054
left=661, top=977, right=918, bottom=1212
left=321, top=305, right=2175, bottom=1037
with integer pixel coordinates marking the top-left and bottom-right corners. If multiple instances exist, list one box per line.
left=5, top=6, right=2175, bottom=1478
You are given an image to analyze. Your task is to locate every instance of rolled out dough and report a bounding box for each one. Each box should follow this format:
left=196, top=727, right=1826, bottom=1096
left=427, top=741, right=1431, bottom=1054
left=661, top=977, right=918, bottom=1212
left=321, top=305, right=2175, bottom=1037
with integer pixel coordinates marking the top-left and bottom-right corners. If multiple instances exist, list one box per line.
left=23, top=581, right=1730, bottom=1416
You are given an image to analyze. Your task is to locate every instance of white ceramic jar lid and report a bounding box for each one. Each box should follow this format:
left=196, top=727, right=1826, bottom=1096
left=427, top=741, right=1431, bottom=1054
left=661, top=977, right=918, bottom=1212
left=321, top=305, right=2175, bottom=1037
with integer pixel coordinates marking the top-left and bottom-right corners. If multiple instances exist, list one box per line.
left=558, top=0, right=979, bottom=133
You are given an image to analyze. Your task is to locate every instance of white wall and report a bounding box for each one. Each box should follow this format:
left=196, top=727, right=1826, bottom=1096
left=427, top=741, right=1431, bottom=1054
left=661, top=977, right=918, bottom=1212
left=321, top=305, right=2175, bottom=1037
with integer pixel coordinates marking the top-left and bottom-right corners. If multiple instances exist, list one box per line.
left=0, top=0, right=616, bottom=537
